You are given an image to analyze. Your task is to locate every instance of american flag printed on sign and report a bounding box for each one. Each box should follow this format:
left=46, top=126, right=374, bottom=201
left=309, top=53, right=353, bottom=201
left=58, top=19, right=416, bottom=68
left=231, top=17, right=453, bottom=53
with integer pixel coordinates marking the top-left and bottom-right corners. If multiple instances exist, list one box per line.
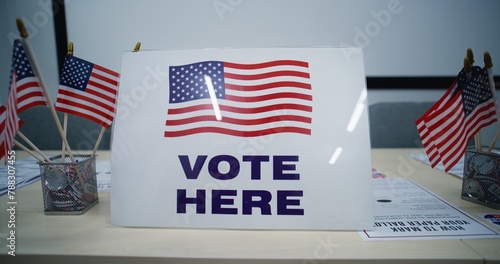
left=55, top=55, right=119, bottom=129
left=9, top=39, right=47, bottom=113
left=164, top=60, right=313, bottom=137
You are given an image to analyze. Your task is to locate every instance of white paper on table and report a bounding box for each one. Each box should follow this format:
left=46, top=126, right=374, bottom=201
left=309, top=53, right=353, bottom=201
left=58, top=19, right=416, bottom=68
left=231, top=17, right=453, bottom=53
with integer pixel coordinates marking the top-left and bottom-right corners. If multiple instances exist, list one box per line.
left=96, top=160, right=111, bottom=192
left=0, top=156, right=41, bottom=196
left=360, top=178, right=500, bottom=241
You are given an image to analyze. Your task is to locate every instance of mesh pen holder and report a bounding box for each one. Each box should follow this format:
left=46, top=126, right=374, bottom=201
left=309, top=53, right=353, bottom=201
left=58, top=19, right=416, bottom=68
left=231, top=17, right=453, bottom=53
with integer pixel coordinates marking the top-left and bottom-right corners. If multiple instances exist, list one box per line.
left=462, top=147, right=500, bottom=209
left=38, top=155, right=99, bottom=215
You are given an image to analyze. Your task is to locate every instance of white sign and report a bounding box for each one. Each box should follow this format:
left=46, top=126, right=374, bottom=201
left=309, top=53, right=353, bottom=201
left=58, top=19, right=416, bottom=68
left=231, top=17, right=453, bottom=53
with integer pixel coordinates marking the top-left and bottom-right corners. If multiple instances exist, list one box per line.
left=111, top=47, right=373, bottom=230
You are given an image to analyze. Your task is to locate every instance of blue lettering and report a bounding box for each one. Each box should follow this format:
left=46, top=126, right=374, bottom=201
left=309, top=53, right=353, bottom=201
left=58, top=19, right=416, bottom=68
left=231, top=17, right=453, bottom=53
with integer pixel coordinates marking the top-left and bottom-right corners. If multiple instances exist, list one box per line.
left=208, top=155, right=240, bottom=180
left=277, top=190, right=304, bottom=215
left=212, top=189, right=238, bottom=214
left=274, top=156, right=300, bottom=180
left=242, top=190, right=272, bottom=215
left=177, top=189, right=304, bottom=215
left=242, top=155, right=270, bottom=180
left=178, top=155, right=207, bottom=179
left=178, top=155, right=300, bottom=180
left=177, top=189, right=206, bottom=213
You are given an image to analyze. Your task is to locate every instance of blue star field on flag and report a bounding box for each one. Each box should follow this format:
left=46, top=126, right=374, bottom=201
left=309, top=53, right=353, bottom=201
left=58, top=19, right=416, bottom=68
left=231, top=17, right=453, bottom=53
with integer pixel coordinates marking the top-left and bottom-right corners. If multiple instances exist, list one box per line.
left=460, top=67, right=494, bottom=117
left=60, top=56, right=94, bottom=92
left=169, top=61, right=226, bottom=103
left=9, top=39, right=35, bottom=86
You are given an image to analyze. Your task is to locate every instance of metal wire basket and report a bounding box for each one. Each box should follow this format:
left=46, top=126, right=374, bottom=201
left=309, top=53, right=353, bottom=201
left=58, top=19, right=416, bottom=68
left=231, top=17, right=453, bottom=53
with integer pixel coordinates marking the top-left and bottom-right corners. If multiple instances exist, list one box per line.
left=462, top=147, right=500, bottom=209
left=38, top=155, right=99, bottom=215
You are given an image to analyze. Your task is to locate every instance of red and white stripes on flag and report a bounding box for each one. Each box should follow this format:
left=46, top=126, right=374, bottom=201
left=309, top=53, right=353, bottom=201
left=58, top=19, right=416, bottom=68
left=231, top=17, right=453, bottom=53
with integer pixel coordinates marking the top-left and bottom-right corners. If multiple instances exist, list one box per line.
left=10, top=39, right=47, bottom=113
left=0, top=106, right=8, bottom=160
left=0, top=106, right=12, bottom=161
left=55, top=55, right=119, bottom=129
left=0, top=88, right=23, bottom=160
left=165, top=60, right=312, bottom=137
left=416, top=81, right=458, bottom=168
left=417, top=67, right=497, bottom=172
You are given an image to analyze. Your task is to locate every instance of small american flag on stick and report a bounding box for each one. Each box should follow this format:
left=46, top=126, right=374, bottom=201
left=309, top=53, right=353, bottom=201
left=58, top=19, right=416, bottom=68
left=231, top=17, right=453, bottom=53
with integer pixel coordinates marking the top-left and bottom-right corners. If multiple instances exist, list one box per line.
left=9, top=39, right=47, bottom=113
left=417, top=66, right=497, bottom=172
left=55, top=55, right=119, bottom=128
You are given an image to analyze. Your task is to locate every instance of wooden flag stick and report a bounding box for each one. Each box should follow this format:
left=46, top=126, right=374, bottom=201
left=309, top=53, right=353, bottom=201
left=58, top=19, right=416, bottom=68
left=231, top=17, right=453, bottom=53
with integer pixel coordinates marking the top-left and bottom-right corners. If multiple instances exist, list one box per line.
left=61, top=43, right=73, bottom=160
left=61, top=113, right=68, bottom=160
left=483, top=51, right=500, bottom=153
left=487, top=130, right=500, bottom=152
left=14, top=140, right=44, bottom=163
left=91, top=41, right=138, bottom=156
left=475, top=133, right=482, bottom=152
left=16, top=131, right=51, bottom=162
left=16, top=18, right=84, bottom=187
left=92, top=127, right=106, bottom=156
